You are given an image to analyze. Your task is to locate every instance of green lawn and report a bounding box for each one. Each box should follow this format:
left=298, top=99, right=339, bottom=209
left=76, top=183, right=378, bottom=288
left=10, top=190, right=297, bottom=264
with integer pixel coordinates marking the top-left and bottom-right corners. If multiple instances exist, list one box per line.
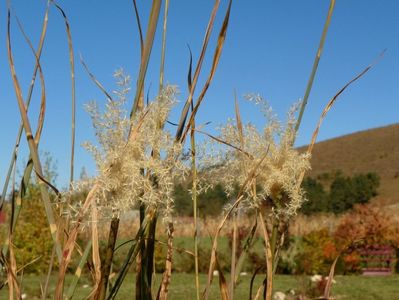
left=1, top=273, right=398, bottom=299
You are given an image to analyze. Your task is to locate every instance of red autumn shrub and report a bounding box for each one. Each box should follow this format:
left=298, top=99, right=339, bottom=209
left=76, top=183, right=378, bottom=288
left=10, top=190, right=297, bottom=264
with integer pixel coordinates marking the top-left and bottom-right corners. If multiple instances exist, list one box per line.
left=334, top=203, right=399, bottom=249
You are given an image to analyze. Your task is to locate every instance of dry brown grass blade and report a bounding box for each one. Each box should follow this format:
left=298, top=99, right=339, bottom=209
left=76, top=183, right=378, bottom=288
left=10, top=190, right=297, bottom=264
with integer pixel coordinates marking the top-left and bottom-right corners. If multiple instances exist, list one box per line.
left=215, top=254, right=229, bottom=300
left=35, top=170, right=61, bottom=197
left=203, top=147, right=270, bottom=300
left=0, top=4, right=49, bottom=211
left=195, top=129, right=253, bottom=159
left=7, top=7, right=62, bottom=262
left=157, top=223, right=174, bottom=300
left=234, top=92, right=244, bottom=148
left=131, top=0, right=162, bottom=116
left=258, top=212, right=273, bottom=300
left=50, top=0, right=76, bottom=184
left=253, top=283, right=263, bottom=300
left=323, top=255, right=339, bottom=299
left=297, top=51, right=385, bottom=186
left=202, top=196, right=242, bottom=300
left=54, top=184, right=98, bottom=299
left=307, top=51, right=385, bottom=156
left=175, top=0, right=221, bottom=140
left=90, top=199, right=101, bottom=298
left=80, top=55, right=114, bottom=101
left=6, top=242, right=21, bottom=300
left=180, top=0, right=232, bottom=142
left=13, top=13, right=46, bottom=144
left=2, top=6, right=48, bottom=259
left=6, top=169, right=21, bottom=300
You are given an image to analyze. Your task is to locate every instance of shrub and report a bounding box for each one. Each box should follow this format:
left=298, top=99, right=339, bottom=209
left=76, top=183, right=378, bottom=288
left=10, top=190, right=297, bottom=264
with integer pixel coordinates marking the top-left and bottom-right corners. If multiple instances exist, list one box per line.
left=334, top=203, right=399, bottom=249
left=294, top=229, right=338, bottom=275
left=277, top=236, right=304, bottom=274
left=13, top=187, right=54, bottom=273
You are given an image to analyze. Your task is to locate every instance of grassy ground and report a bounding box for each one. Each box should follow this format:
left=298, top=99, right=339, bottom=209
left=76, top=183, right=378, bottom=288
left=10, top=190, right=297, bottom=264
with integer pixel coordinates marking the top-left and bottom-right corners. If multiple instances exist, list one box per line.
left=1, top=273, right=398, bottom=299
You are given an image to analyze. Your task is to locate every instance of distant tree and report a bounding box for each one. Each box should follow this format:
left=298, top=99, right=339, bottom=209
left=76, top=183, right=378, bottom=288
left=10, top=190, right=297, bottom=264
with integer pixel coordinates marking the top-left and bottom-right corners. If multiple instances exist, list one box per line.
left=173, top=183, right=192, bottom=216
left=328, top=172, right=380, bottom=214
left=301, top=177, right=328, bottom=215
left=351, top=173, right=379, bottom=204
left=173, top=183, right=229, bottom=217
left=198, top=184, right=229, bottom=218
left=300, top=171, right=380, bottom=215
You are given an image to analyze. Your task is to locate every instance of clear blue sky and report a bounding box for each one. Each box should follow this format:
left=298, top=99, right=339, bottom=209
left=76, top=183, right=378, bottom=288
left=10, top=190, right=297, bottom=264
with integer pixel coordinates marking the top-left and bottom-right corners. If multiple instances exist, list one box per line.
left=0, top=1, right=398, bottom=189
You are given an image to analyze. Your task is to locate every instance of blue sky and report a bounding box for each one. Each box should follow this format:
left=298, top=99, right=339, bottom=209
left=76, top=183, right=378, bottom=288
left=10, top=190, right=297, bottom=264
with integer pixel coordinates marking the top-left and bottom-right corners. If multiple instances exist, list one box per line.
left=0, top=1, right=398, bottom=189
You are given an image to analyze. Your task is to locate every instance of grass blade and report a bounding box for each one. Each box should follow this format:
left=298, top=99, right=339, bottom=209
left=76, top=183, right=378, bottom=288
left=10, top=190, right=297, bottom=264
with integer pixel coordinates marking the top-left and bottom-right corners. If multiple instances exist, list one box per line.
left=157, top=223, right=174, bottom=300
left=0, top=3, right=49, bottom=211
left=96, top=217, right=120, bottom=300
left=295, top=0, right=336, bottom=133
left=190, top=98, right=200, bottom=300
left=203, top=147, right=270, bottom=300
left=132, top=0, right=144, bottom=56
left=216, top=254, right=229, bottom=300
left=107, top=213, right=150, bottom=299
left=195, top=129, right=253, bottom=159
left=158, top=0, right=169, bottom=93
left=180, top=0, right=232, bottom=142
left=175, top=0, right=221, bottom=141
left=131, top=0, right=162, bottom=116
left=89, top=198, right=102, bottom=298
left=230, top=211, right=237, bottom=300
left=6, top=7, right=62, bottom=262
left=234, top=219, right=257, bottom=286
left=50, top=0, right=77, bottom=185
left=80, top=56, right=114, bottom=101
left=323, top=256, right=339, bottom=299
left=65, top=240, right=92, bottom=300
left=258, top=211, right=273, bottom=300
left=297, top=50, right=386, bottom=187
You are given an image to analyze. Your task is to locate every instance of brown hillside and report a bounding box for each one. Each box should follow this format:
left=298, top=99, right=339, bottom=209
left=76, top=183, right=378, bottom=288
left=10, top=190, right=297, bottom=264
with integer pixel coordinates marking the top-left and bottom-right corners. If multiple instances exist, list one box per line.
left=300, top=123, right=399, bottom=205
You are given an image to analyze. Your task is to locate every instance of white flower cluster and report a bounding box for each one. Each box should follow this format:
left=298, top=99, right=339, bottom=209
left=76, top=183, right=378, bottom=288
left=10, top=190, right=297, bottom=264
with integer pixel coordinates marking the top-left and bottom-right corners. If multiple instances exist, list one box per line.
left=202, top=95, right=310, bottom=218
left=73, top=71, right=186, bottom=222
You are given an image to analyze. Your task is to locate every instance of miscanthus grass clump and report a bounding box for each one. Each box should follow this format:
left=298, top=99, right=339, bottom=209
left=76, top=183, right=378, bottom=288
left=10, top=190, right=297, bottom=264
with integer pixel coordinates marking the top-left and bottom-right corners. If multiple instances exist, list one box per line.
left=69, top=71, right=187, bottom=222
left=202, top=94, right=310, bottom=218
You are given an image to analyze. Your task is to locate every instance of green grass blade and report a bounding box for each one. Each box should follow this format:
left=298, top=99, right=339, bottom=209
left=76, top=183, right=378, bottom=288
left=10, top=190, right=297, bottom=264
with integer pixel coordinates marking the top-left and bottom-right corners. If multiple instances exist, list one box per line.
left=107, top=214, right=149, bottom=299
left=295, top=0, right=336, bottom=134
left=132, top=0, right=144, bottom=56
left=65, top=241, right=93, bottom=300
left=158, top=0, right=169, bottom=93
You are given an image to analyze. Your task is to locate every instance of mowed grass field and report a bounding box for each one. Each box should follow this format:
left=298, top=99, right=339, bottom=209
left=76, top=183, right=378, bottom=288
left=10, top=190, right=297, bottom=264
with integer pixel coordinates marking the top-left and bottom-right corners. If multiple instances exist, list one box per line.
left=1, top=274, right=398, bottom=299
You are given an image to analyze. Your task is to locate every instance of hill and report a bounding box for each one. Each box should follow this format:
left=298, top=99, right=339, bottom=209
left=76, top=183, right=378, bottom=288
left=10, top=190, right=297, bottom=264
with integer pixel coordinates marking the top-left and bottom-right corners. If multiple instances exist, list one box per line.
left=300, top=123, right=399, bottom=205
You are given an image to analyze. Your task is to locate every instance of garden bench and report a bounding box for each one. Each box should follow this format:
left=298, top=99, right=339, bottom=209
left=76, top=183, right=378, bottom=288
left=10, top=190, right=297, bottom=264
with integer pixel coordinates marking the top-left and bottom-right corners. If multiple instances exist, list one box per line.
left=359, top=245, right=396, bottom=275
